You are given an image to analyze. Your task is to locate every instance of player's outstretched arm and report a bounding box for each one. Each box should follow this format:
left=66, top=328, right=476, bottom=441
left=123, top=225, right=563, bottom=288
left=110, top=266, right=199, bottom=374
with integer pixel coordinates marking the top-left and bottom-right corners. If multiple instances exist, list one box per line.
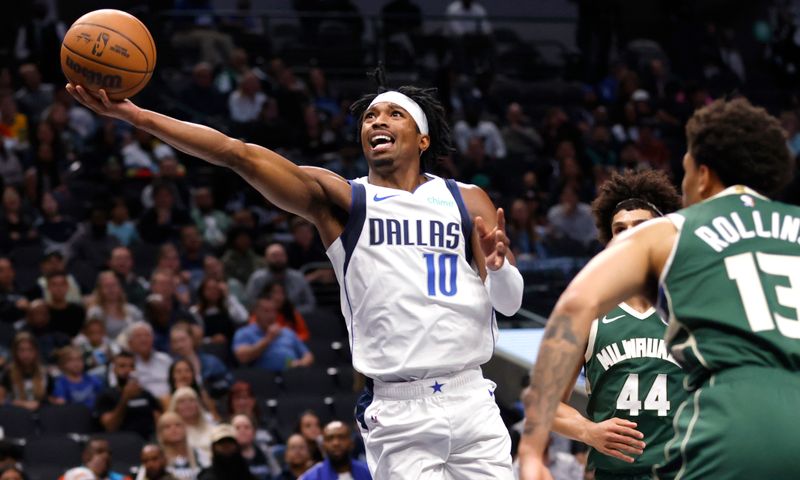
left=66, top=85, right=347, bottom=227
left=517, top=219, right=676, bottom=480
left=553, top=403, right=644, bottom=463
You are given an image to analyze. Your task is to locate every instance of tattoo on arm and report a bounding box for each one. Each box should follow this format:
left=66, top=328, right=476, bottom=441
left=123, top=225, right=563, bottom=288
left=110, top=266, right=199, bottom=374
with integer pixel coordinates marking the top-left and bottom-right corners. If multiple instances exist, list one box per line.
left=522, top=314, right=583, bottom=440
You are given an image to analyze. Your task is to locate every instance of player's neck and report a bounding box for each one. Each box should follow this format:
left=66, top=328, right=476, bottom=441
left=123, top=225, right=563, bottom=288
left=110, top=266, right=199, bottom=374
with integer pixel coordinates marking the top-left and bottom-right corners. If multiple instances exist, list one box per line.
left=367, top=169, right=428, bottom=192
left=624, top=295, right=652, bottom=314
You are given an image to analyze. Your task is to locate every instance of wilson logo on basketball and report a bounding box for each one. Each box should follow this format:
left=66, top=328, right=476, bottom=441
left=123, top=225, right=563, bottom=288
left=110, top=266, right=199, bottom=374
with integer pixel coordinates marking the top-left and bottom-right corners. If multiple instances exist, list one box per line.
left=64, top=56, right=122, bottom=89
left=92, top=32, right=110, bottom=57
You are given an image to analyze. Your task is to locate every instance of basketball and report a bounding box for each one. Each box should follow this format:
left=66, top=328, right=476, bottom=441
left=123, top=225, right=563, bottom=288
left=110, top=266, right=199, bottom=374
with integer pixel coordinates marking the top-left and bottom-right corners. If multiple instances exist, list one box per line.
left=60, top=9, right=156, bottom=101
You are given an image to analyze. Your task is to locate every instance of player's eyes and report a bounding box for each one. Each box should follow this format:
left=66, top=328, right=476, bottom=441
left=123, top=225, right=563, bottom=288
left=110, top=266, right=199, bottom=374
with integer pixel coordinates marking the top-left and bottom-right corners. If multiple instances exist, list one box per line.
left=391, top=111, right=402, bottom=117
left=365, top=112, right=375, bottom=119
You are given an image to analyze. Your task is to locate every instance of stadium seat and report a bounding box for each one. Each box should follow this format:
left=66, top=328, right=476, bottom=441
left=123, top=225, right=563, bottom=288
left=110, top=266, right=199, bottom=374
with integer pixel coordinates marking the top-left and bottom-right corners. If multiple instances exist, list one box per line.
left=92, top=431, right=145, bottom=475
left=0, top=405, right=36, bottom=438
left=273, top=394, right=336, bottom=441
left=38, top=403, right=94, bottom=435
left=305, top=338, right=351, bottom=366
left=199, top=341, right=230, bottom=365
left=232, top=368, right=281, bottom=398
left=278, top=367, right=336, bottom=395
left=333, top=391, right=362, bottom=422
left=23, top=434, right=83, bottom=468
left=328, top=365, right=355, bottom=392
left=303, top=309, right=348, bottom=340
left=24, top=464, right=70, bottom=480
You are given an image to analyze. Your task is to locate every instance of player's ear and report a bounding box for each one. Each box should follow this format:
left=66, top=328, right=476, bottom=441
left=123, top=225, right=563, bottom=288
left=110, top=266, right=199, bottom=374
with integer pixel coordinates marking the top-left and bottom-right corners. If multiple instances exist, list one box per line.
left=418, top=134, right=430, bottom=154
left=697, top=163, right=719, bottom=197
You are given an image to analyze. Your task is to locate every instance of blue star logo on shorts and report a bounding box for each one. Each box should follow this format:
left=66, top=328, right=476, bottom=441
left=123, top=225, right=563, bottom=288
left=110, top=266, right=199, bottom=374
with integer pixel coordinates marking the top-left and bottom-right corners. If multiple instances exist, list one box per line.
left=431, top=381, right=444, bottom=393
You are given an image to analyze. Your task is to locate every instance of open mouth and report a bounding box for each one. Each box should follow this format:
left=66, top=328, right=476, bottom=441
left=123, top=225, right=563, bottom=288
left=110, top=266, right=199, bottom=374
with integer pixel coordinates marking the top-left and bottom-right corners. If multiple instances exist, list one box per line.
left=369, top=133, right=395, bottom=152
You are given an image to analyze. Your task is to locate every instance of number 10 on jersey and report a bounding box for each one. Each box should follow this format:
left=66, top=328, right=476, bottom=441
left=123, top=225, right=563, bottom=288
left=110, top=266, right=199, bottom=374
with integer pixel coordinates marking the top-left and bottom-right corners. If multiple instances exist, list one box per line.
left=424, top=253, right=458, bottom=296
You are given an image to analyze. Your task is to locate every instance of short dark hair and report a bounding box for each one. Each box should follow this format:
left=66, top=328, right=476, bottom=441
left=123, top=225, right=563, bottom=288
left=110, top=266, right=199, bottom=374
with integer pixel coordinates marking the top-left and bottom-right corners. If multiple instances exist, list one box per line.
left=351, top=85, right=453, bottom=171
left=686, top=97, right=792, bottom=195
left=114, top=350, right=135, bottom=362
left=591, top=170, right=681, bottom=244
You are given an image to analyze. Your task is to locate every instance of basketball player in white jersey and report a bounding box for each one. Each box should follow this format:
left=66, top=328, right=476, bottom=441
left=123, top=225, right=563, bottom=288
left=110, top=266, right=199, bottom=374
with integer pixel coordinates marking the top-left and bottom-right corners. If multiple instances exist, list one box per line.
left=67, top=80, right=524, bottom=479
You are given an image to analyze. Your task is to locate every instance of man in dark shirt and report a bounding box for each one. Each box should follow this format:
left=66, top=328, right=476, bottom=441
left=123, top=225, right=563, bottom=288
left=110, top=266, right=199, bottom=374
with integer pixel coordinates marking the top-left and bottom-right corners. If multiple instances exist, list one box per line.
left=137, top=181, right=192, bottom=245
left=45, top=272, right=86, bottom=338
left=198, top=424, right=255, bottom=480
left=18, top=299, right=70, bottom=363
left=0, top=257, right=28, bottom=323
left=108, top=246, right=150, bottom=309
left=95, top=351, right=162, bottom=439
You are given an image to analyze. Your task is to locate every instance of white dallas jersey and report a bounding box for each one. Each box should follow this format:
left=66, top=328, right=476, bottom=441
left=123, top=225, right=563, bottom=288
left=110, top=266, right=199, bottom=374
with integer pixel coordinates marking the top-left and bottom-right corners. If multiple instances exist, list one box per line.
left=326, top=175, right=496, bottom=382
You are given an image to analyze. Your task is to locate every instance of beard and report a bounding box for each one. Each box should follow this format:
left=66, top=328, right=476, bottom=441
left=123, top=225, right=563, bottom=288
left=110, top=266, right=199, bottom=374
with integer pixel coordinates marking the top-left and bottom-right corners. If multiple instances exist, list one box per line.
left=212, top=452, right=252, bottom=478
left=267, top=261, right=287, bottom=274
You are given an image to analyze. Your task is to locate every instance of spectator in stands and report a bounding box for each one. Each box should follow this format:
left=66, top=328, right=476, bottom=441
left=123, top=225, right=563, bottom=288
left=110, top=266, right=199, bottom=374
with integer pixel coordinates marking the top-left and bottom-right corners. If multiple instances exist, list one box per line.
left=120, top=129, right=164, bottom=178
left=232, top=414, right=281, bottom=480
left=446, top=0, right=491, bottom=36
left=154, top=247, right=192, bottom=308
left=13, top=64, right=54, bottom=125
left=109, top=247, right=150, bottom=309
left=96, top=351, right=162, bottom=439
left=178, top=225, right=207, bottom=286
left=157, top=412, right=202, bottom=478
left=0, top=257, right=28, bottom=322
left=138, top=181, right=192, bottom=245
left=162, top=358, right=220, bottom=421
left=17, top=299, right=69, bottom=362
left=546, top=185, right=599, bottom=255
left=202, top=254, right=248, bottom=310
left=33, top=249, right=82, bottom=304
left=45, top=272, right=86, bottom=338
left=191, top=187, right=231, bottom=250
left=221, top=226, right=263, bottom=286
left=381, top=0, right=423, bottom=48
left=107, top=199, right=140, bottom=247
left=501, top=102, right=543, bottom=159
left=169, top=323, right=232, bottom=399
left=149, top=268, right=194, bottom=324
left=168, top=386, right=216, bottom=467
left=136, top=444, right=177, bottom=480
left=141, top=159, right=191, bottom=211
left=780, top=110, right=800, bottom=159
left=87, top=271, right=144, bottom=339
left=618, top=141, right=648, bottom=172
left=0, top=332, right=54, bottom=411
left=229, top=71, right=267, bottom=124
left=36, top=192, right=78, bottom=255
left=0, top=141, right=24, bottom=190
left=507, top=198, right=544, bottom=260
left=143, top=294, right=194, bottom=354
left=301, top=420, right=371, bottom=480
left=286, top=218, right=333, bottom=283
left=52, top=345, right=103, bottom=409
left=635, top=118, right=671, bottom=173
left=262, top=281, right=310, bottom=342
left=295, top=410, right=324, bottom=463
left=585, top=124, right=617, bottom=169
left=125, top=322, right=172, bottom=398
left=61, top=467, right=95, bottom=480
left=181, top=62, right=228, bottom=118
left=0, top=186, right=38, bottom=252
left=278, top=434, right=314, bottom=480
left=233, top=297, right=313, bottom=372
left=245, top=243, right=316, bottom=313
left=81, top=437, right=131, bottom=480
left=227, top=381, right=279, bottom=452
left=0, top=96, right=29, bottom=149
left=453, top=103, right=506, bottom=160
left=198, top=423, right=255, bottom=480
left=0, top=466, right=25, bottom=480
left=191, top=277, right=245, bottom=345
left=73, top=317, right=120, bottom=378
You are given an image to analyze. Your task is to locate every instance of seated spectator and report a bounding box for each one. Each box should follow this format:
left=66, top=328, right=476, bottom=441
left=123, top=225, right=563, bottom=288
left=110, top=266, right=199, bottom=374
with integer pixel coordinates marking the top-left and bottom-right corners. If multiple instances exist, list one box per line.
left=87, top=271, right=144, bottom=339
left=0, top=142, right=24, bottom=190
left=153, top=249, right=192, bottom=308
left=73, top=317, right=121, bottom=378
left=545, top=185, right=599, bottom=256
left=286, top=218, right=333, bottom=284
left=36, top=192, right=78, bottom=254
left=69, top=205, right=120, bottom=272
left=161, top=358, right=220, bottom=421
left=0, top=466, right=26, bottom=480
left=501, top=102, right=543, bottom=158
left=138, top=182, right=192, bottom=245
left=227, top=381, right=279, bottom=451
left=178, top=225, right=207, bottom=290
left=191, top=277, right=246, bottom=346
left=262, top=281, right=310, bottom=342
left=636, top=118, right=671, bottom=173
left=198, top=424, right=255, bottom=480
left=0, top=439, right=22, bottom=471
left=157, top=412, right=203, bottom=479
left=169, top=323, right=232, bottom=399
left=233, top=298, right=313, bottom=372
left=124, top=322, right=172, bottom=398
left=190, top=187, right=231, bottom=249
left=168, top=387, right=216, bottom=467
left=136, top=444, right=178, bottom=480
left=109, top=246, right=150, bottom=309
left=0, top=186, right=38, bottom=251
left=52, top=345, right=103, bottom=409
left=221, top=226, right=263, bottom=286
left=278, top=434, right=314, bottom=480
left=95, top=351, right=162, bottom=439
left=232, top=414, right=281, bottom=480
left=107, top=199, right=140, bottom=247
left=228, top=71, right=267, bottom=123
left=245, top=243, right=316, bottom=314
left=201, top=255, right=248, bottom=316
left=0, top=332, right=54, bottom=410
left=180, top=62, right=228, bottom=118
left=506, top=198, right=545, bottom=260
left=80, top=437, right=132, bottom=480
left=44, top=273, right=86, bottom=337
left=0, top=257, right=27, bottom=323
left=32, top=250, right=82, bottom=304
left=17, top=299, right=70, bottom=362
left=585, top=124, right=618, bottom=169
left=61, top=467, right=96, bottom=480
left=453, top=103, right=506, bottom=160
left=295, top=410, right=324, bottom=463
left=300, top=420, right=371, bottom=480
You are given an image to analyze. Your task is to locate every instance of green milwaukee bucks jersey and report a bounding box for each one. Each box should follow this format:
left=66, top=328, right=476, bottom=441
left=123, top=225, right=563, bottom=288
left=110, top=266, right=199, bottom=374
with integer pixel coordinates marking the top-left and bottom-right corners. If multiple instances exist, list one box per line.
left=584, top=303, right=686, bottom=475
left=660, top=186, right=800, bottom=389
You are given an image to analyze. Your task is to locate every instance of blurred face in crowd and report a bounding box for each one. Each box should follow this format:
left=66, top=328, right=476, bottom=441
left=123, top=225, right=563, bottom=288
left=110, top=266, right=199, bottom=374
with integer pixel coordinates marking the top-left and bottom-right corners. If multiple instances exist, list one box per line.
left=170, top=327, right=194, bottom=357
left=41, top=254, right=65, bottom=275
left=299, top=412, right=321, bottom=441
left=109, top=247, right=133, bottom=276
left=193, top=187, right=214, bottom=212
left=232, top=230, right=252, bottom=252
left=158, top=413, right=187, bottom=444
left=26, top=300, right=49, bottom=329
left=230, top=386, right=256, bottom=415
left=153, top=186, right=174, bottom=210
left=510, top=199, right=529, bottom=226
left=128, top=326, right=154, bottom=357
left=151, top=271, right=175, bottom=298
left=175, top=396, right=201, bottom=423
left=157, top=245, right=181, bottom=273
left=292, top=222, right=315, bottom=249
left=506, top=102, right=525, bottom=126
left=110, top=202, right=129, bottom=223
left=113, top=355, right=135, bottom=383
left=192, top=62, right=214, bottom=88
left=0, top=258, right=14, bottom=289
left=202, top=278, right=223, bottom=304
left=0, top=467, right=24, bottom=480
left=171, top=360, right=194, bottom=389
left=2, top=187, right=20, bottom=213
left=322, top=421, right=353, bottom=466
left=41, top=192, right=59, bottom=218
left=84, top=319, right=106, bottom=347
left=267, top=283, right=286, bottom=309
left=47, top=275, right=70, bottom=302
left=265, top=244, right=288, bottom=273
left=61, top=350, right=84, bottom=376
left=181, top=226, right=202, bottom=253
left=253, top=298, right=277, bottom=331
left=98, top=271, right=123, bottom=304
left=203, top=255, right=224, bottom=281
left=232, top=414, right=256, bottom=447
left=14, top=339, right=37, bottom=368
left=285, top=434, right=312, bottom=469
left=140, top=445, right=167, bottom=479
left=240, top=71, right=260, bottom=96
left=83, top=439, right=111, bottom=477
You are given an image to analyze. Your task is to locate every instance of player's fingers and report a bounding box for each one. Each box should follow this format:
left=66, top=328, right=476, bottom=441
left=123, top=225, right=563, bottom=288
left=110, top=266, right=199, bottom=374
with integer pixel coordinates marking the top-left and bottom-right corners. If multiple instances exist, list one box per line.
left=602, top=447, right=635, bottom=463
left=496, top=207, right=505, bottom=231
left=495, top=240, right=507, bottom=259
left=99, top=89, right=112, bottom=108
left=475, top=216, right=487, bottom=237
left=611, top=424, right=645, bottom=441
left=495, top=229, right=510, bottom=246
left=608, top=433, right=645, bottom=449
left=612, top=418, right=639, bottom=430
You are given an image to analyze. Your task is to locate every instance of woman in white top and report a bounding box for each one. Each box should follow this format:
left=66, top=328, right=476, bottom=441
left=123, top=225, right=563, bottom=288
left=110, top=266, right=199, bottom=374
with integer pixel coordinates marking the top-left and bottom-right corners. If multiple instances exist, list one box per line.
left=86, top=271, right=143, bottom=338
left=168, top=387, right=216, bottom=467
left=157, top=411, right=203, bottom=479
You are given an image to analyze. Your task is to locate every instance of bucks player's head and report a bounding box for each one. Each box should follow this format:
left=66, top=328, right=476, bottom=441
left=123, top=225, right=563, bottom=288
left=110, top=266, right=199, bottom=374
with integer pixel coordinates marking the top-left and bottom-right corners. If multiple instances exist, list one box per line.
left=352, top=68, right=452, bottom=175
left=592, top=170, right=681, bottom=244
left=683, top=97, right=792, bottom=206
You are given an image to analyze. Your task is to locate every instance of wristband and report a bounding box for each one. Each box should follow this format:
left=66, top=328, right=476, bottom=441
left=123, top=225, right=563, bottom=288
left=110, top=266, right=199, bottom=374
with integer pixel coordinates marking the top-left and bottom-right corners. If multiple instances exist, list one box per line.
left=485, top=260, right=524, bottom=316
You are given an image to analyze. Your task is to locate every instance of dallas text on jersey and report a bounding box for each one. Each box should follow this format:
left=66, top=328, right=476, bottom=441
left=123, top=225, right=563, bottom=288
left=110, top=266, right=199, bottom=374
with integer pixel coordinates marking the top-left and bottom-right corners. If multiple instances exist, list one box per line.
left=369, top=218, right=461, bottom=248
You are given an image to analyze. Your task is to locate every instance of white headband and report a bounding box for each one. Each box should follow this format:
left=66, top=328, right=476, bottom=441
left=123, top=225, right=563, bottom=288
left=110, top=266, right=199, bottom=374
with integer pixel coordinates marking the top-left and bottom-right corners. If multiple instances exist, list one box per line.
left=367, top=91, right=429, bottom=135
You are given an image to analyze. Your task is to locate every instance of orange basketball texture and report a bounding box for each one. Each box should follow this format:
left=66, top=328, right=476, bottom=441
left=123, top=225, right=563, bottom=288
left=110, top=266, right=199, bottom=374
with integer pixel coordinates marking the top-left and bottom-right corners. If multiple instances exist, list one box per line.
left=61, top=9, right=156, bottom=101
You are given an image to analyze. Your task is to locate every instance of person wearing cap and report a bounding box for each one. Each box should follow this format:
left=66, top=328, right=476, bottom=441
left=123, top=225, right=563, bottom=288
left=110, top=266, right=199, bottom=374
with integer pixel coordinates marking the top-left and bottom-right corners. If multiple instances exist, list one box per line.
left=69, top=72, right=523, bottom=479
left=197, top=424, right=255, bottom=480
